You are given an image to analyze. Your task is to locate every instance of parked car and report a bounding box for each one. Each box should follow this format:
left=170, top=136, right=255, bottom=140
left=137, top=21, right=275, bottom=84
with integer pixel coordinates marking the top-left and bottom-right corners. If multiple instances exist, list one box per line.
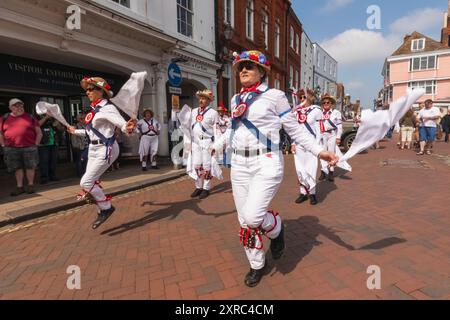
left=340, top=117, right=359, bottom=152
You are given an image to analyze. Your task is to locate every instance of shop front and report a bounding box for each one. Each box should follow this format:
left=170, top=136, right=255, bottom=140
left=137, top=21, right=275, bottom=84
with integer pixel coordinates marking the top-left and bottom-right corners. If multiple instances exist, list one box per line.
left=0, top=53, right=128, bottom=168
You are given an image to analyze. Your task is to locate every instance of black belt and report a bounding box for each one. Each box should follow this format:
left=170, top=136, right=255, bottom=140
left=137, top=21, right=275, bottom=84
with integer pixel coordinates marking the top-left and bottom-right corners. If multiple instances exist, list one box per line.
left=90, top=140, right=105, bottom=145
left=199, top=136, right=213, bottom=140
left=233, top=148, right=271, bottom=157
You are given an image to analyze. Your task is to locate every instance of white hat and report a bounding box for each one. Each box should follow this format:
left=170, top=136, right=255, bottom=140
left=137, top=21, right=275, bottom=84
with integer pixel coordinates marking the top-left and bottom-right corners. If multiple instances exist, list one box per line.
left=9, top=98, right=24, bottom=107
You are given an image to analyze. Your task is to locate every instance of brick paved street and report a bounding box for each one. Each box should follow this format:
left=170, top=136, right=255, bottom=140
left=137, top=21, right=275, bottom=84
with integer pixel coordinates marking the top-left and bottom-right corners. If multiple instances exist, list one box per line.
left=0, top=137, right=449, bottom=300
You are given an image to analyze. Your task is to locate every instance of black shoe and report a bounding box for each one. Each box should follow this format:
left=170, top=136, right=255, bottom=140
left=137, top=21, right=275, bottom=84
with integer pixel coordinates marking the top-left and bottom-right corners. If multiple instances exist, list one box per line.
left=10, top=187, right=25, bottom=197
left=25, top=185, right=35, bottom=194
left=295, top=194, right=308, bottom=204
left=199, top=189, right=210, bottom=199
left=142, top=167, right=148, bottom=171
left=309, top=195, right=318, bottom=205
left=92, top=206, right=115, bottom=230
left=270, top=223, right=285, bottom=260
left=190, top=188, right=203, bottom=198
left=244, top=264, right=266, bottom=287
left=151, top=165, right=159, bottom=169
left=318, top=171, right=327, bottom=181
left=328, top=171, right=334, bottom=182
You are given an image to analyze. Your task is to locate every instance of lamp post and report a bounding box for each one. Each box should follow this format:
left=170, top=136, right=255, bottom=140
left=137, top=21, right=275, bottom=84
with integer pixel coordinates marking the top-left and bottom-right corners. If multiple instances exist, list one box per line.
left=224, top=23, right=234, bottom=42
left=315, top=85, right=321, bottom=105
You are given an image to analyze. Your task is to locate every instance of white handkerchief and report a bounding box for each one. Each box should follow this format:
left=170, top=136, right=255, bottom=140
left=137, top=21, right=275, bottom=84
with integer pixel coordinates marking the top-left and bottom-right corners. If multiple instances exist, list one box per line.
left=110, top=71, right=148, bottom=119
left=35, top=102, right=70, bottom=127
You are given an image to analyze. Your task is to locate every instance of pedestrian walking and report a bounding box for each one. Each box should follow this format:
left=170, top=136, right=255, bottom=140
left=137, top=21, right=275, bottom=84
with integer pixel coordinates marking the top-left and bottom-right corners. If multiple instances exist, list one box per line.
left=416, top=99, right=441, bottom=155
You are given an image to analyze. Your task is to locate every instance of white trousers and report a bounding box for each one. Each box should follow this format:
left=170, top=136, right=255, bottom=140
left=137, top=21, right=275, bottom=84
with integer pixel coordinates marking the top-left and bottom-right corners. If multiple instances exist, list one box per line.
left=320, top=132, right=337, bottom=174
left=80, top=142, right=119, bottom=211
left=192, top=139, right=213, bottom=190
left=231, top=151, right=283, bottom=270
left=139, top=135, right=158, bottom=165
left=294, top=147, right=318, bottom=195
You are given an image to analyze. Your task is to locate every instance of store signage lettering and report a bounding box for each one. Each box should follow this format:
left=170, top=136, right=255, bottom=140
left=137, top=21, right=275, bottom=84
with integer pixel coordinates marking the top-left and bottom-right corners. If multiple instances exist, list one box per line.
left=0, top=54, right=125, bottom=94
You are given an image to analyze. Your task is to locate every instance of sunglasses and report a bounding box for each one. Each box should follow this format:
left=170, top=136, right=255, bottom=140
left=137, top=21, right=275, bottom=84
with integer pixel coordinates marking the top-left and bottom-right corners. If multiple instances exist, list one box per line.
left=323, top=101, right=332, bottom=105
left=85, top=86, right=101, bottom=93
left=300, top=95, right=307, bottom=100
left=238, top=62, right=256, bottom=72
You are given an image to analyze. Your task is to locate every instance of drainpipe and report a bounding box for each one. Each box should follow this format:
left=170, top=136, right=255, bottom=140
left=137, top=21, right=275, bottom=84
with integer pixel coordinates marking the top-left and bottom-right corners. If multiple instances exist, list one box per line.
left=285, top=2, right=291, bottom=93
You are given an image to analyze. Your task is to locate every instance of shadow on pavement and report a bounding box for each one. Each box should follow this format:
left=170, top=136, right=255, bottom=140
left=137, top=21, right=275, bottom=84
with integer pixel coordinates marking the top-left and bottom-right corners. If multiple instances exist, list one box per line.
left=101, top=181, right=234, bottom=236
left=270, top=216, right=407, bottom=276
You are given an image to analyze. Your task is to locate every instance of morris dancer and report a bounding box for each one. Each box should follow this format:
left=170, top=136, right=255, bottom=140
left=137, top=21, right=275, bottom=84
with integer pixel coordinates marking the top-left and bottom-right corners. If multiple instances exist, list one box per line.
left=291, top=88, right=323, bottom=205
left=212, top=51, right=338, bottom=287
left=137, top=108, right=160, bottom=170
left=318, top=94, right=343, bottom=182
left=67, top=77, right=136, bottom=229
left=187, top=89, right=219, bottom=199
left=215, top=103, right=231, bottom=166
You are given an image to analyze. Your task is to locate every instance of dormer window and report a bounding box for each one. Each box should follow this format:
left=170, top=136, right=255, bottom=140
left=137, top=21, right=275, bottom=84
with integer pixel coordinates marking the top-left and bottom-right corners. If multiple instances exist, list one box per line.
left=411, top=38, right=425, bottom=51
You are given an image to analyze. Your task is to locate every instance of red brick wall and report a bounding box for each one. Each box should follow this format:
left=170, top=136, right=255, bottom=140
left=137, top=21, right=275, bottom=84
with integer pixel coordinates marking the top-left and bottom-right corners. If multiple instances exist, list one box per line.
left=287, top=7, right=302, bottom=90
left=217, top=0, right=290, bottom=102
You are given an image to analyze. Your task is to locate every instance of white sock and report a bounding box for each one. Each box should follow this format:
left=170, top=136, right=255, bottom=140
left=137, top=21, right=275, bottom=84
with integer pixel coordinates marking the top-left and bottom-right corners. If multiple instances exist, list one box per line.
left=142, top=161, right=147, bottom=168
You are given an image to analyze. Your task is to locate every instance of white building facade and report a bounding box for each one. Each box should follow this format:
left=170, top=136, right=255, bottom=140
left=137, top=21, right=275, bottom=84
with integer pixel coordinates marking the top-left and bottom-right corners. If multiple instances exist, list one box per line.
left=313, top=43, right=338, bottom=97
left=300, top=31, right=314, bottom=90
left=0, top=0, right=220, bottom=160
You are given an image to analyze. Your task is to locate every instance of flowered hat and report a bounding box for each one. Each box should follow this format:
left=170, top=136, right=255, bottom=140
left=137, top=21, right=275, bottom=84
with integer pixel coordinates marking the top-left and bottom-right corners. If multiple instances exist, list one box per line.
left=320, top=93, right=337, bottom=105
left=195, top=89, right=214, bottom=101
left=80, top=77, right=113, bottom=98
left=298, top=88, right=316, bottom=98
left=217, top=103, right=228, bottom=112
left=232, top=50, right=271, bottom=72
left=142, top=108, right=154, bottom=117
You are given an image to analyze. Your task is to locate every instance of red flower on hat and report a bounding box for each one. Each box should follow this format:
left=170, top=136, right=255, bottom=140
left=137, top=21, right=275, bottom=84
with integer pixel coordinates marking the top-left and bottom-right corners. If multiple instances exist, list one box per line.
left=265, top=60, right=270, bottom=66
left=105, top=84, right=111, bottom=90
left=249, top=54, right=258, bottom=61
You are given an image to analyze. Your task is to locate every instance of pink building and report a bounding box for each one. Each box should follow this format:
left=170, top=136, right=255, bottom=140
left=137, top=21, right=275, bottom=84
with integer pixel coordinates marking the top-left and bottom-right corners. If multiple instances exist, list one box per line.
left=382, top=32, right=450, bottom=110
left=382, top=3, right=450, bottom=112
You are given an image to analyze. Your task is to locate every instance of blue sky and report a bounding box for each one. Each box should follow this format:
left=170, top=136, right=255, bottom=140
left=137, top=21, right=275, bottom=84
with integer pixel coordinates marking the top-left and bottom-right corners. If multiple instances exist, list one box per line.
left=292, top=0, right=449, bottom=108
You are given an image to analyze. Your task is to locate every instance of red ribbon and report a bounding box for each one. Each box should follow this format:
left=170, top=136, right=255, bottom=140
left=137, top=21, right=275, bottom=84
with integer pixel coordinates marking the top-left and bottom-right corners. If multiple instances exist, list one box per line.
left=240, top=82, right=261, bottom=94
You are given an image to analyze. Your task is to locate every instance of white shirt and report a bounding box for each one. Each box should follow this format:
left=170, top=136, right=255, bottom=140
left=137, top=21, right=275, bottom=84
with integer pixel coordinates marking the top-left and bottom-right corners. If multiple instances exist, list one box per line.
left=320, top=108, right=343, bottom=139
left=292, top=104, right=322, bottom=144
left=418, top=107, right=440, bottom=127
left=137, top=118, right=160, bottom=136
left=213, top=83, right=323, bottom=156
left=74, top=99, right=127, bottom=140
left=190, top=105, right=219, bottom=140
left=216, top=114, right=231, bottom=135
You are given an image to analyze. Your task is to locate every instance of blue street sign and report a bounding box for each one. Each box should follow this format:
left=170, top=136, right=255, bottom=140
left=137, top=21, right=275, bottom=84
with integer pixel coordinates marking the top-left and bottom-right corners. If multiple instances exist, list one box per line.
left=168, top=63, right=182, bottom=87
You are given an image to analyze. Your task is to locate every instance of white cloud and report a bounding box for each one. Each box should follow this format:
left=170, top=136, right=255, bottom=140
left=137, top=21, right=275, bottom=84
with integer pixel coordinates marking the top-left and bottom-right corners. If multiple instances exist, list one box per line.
left=320, top=29, right=399, bottom=65
left=317, top=6, right=445, bottom=107
left=390, top=8, right=443, bottom=35
left=346, top=81, right=364, bottom=90
left=322, top=0, right=354, bottom=12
